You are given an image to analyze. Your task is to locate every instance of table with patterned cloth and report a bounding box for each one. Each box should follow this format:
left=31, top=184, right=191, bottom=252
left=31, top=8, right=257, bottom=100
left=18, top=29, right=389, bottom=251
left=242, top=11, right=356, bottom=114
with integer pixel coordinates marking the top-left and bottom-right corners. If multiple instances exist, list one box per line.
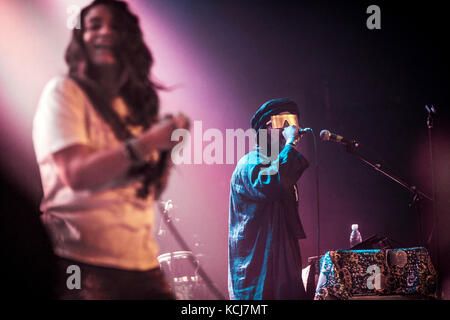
left=314, top=247, right=437, bottom=300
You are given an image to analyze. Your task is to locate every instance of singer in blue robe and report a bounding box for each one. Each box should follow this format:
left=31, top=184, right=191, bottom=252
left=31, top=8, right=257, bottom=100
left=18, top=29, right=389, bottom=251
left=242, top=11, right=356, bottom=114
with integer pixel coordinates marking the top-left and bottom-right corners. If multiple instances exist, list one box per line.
left=228, top=98, right=310, bottom=300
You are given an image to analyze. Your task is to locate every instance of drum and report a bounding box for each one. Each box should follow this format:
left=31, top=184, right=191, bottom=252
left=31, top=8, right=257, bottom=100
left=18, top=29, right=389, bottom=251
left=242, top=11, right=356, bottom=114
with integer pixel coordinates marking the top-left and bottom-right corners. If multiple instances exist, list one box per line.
left=157, top=251, right=202, bottom=300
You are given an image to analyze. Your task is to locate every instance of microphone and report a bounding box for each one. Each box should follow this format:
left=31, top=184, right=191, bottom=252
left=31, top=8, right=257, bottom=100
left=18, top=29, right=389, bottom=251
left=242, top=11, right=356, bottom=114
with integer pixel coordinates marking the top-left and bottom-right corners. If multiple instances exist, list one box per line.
left=298, top=127, right=312, bottom=135
left=320, top=129, right=358, bottom=146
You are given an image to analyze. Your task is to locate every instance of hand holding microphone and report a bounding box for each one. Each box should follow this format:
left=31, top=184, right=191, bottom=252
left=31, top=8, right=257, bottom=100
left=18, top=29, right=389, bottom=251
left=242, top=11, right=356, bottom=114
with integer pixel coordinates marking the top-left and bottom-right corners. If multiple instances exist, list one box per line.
left=282, top=126, right=312, bottom=147
left=136, top=112, right=191, bottom=156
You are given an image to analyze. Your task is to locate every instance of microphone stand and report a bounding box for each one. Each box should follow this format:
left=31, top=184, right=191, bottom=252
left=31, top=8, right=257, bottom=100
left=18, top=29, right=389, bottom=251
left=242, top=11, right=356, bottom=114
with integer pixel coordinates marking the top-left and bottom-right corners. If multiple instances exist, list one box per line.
left=425, top=104, right=440, bottom=298
left=343, top=142, right=433, bottom=248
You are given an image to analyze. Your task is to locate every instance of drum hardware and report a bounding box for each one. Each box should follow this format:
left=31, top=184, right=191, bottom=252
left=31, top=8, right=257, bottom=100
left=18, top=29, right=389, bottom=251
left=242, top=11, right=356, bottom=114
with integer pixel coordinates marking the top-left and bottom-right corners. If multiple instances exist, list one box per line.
left=157, top=250, right=204, bottom=300
left=157, top=200, right=225, bottom=300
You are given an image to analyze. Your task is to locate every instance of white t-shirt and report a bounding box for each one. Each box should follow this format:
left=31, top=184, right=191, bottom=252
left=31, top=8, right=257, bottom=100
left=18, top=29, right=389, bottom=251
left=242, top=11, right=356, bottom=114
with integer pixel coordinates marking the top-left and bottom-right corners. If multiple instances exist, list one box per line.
left=32, top=76, right=160, bottom=271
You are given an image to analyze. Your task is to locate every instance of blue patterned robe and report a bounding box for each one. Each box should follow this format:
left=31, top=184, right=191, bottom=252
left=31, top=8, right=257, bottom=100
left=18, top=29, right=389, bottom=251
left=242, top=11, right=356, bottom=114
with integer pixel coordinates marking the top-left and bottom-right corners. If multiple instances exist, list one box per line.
left=228, top=145, right=309, bottom=299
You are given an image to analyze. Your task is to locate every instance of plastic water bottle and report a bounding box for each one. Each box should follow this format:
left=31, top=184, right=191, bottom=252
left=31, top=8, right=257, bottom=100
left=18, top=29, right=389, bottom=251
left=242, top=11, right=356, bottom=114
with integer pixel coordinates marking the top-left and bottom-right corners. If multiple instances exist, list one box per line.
left=350, top=224, right=362, bottom=248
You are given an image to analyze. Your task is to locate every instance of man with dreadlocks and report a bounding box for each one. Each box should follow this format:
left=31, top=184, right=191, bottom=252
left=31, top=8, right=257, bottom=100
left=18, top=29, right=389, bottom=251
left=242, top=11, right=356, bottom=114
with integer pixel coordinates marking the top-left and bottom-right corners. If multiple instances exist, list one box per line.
left=228, top=98, right=310, bottom=300
left=32, top=0, right=189, bottom=299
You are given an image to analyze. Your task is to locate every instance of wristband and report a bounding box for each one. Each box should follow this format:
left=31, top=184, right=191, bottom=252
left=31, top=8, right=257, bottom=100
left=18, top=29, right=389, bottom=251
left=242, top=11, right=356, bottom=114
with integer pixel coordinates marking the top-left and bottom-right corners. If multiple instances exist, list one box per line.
left=124, top=138, right=145, bottom=164
left=286, top=137, right=299, bottom=147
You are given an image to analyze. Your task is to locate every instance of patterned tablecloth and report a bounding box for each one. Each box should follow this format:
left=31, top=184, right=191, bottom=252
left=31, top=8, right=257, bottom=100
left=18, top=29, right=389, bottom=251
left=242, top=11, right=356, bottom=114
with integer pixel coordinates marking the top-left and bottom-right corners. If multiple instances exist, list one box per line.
left=314, top=247, right=437, bottom=300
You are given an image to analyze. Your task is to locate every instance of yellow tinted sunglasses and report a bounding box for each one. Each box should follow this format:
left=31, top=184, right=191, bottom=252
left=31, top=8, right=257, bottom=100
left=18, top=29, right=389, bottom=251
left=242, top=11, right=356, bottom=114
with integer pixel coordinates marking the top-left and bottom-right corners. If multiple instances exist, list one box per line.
left=270, top=114, right=299, bottom=129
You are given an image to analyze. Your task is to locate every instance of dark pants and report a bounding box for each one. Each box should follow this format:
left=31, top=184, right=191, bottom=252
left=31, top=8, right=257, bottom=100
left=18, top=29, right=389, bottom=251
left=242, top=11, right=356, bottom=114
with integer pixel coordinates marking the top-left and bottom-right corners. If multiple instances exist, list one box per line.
left=53, top=256, right=174, bottom=300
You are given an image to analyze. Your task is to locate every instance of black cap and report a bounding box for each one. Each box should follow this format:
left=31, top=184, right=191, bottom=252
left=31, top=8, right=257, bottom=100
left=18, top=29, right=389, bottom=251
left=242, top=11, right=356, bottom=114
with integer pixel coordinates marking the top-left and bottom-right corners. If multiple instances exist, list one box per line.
left=250, top=98, right=299, bottom=131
